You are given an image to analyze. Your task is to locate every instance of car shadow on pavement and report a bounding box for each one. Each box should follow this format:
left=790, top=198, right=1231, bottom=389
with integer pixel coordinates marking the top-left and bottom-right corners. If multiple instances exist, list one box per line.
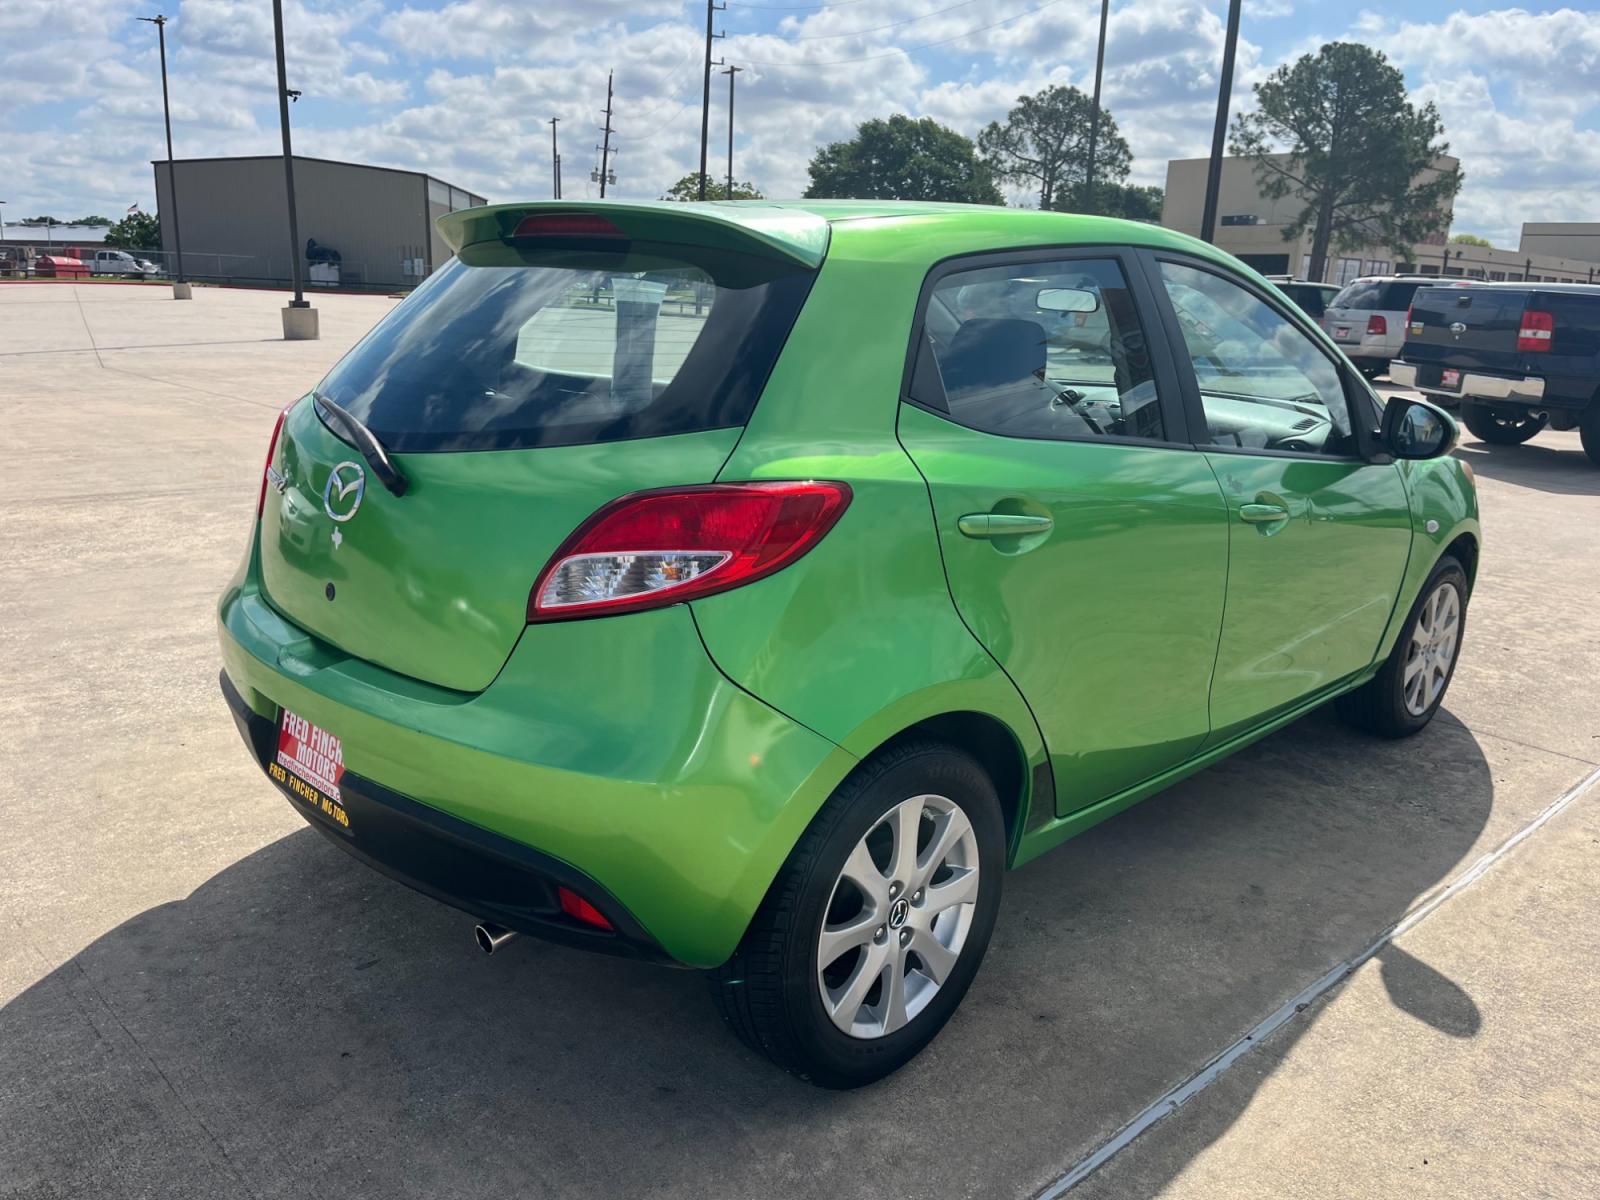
left=0, top=710, right=1493, bottom=1200
left=1457, top=440, right=1600, bottom=496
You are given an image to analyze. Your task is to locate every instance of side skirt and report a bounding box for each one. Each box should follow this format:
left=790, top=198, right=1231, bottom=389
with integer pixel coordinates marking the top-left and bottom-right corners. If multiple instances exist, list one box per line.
left=1011, top=669, right=1380, bottom=868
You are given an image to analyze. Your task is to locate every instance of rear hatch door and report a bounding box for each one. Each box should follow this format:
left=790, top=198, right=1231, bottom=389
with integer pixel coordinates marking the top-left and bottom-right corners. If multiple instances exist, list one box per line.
left=258, top=202, right=824, bottom=693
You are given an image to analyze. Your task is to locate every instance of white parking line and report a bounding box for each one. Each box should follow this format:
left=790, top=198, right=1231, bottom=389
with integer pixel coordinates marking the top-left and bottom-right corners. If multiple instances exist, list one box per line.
left=1035, top=760, right=1600, bottom=1199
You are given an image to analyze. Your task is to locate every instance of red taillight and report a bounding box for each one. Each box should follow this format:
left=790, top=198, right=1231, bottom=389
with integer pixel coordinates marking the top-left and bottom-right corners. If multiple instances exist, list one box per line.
left=1517, top=308, right=1554, bottom=353
left=557, top=886, right=613, bottom=930
left=1366, top=314, right=1388, bottom=336
left=257, top=405, right=291, bottom=517
left=512, top=213, right=625, bottom=239
left=528, top=481, right=852, bottom=622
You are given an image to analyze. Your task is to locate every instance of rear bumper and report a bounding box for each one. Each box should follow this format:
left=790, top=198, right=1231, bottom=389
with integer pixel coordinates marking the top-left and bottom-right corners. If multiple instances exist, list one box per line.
left=222, top=671, right=672, bottom=961
left=1390, top=361, right=1547, bottom=404
left=218, top=542, right=855, bottom=967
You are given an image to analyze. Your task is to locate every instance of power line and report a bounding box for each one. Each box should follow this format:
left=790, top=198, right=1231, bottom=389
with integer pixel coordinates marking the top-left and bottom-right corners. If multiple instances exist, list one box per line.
left=739, top=0, right=1070, bottom=67
left=730, top=0, right=874, bottom=10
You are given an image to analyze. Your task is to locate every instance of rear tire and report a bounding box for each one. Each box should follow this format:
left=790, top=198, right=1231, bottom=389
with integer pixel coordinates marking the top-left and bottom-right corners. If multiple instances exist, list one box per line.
left=709, top=740, right=1004, bottom=1088
left=1336, top=556, right=1467, bottom=738
left=1579, top=403, right=1600, bottom=467
left=1460, top=400, right=1545, bottom=445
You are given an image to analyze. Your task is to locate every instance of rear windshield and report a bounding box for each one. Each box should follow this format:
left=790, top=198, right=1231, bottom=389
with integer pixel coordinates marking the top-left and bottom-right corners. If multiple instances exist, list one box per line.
left=314, top=245, right=814, bottom=452
left=1332, top=279, right=1424, bottom=311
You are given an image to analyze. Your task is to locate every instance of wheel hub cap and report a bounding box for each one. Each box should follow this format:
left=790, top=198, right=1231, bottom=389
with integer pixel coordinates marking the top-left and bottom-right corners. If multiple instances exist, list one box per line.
left=815, top=793, right=981, bottom=1040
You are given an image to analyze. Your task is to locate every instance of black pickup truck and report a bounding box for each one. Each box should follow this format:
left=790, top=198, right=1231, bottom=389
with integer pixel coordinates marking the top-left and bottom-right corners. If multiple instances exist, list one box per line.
left=1389, top=282, right=1600, bottom=465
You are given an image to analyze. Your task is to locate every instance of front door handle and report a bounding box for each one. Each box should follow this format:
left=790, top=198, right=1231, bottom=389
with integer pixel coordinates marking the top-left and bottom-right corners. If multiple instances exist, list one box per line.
left=1239, top=503, right=1289, bottom=524
left=958, top=513, right=1054, bottom=539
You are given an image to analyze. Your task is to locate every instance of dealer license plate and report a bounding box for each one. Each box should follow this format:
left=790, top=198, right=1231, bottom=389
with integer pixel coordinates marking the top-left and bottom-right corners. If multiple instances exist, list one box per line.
left=1441, top=368, right=1462, bottom=389
left=270, top=708, right=352, bottom=831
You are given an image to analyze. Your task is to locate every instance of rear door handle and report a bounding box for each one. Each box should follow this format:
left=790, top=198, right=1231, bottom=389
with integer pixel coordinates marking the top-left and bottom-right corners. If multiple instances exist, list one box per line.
left=1239, top=503, right=1289, bottom=524
left=958, top=513, right=1054, bottom=539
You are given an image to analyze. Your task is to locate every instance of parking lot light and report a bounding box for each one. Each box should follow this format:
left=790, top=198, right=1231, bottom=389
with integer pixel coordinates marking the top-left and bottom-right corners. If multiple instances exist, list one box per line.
left=137, top=14, right=190, bottom=299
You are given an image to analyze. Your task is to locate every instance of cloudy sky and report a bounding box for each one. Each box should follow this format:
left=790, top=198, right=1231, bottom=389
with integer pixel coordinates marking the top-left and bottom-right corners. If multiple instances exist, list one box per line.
left=3, top=1, right=1596, bottom=246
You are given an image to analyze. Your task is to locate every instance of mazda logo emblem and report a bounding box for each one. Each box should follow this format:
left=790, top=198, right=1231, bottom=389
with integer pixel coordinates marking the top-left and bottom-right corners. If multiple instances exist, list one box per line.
left=322, top=461, right=366, bottom=523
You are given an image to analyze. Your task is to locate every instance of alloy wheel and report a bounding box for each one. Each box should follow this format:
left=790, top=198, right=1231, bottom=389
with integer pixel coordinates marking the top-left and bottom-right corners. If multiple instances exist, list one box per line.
left=816, top=793, right=980, bottom=1039
left=1403, top=580, right=1461, bottom=716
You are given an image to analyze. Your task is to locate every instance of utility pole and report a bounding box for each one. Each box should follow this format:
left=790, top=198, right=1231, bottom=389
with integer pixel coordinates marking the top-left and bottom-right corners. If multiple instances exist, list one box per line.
left=1083, top=0, right=1109, bottom=215
left=271, top=0, right=316, bottom=338
left=597, top=71, right=615, bottom=199
left=548, top=117, right=561, bottom=199
left=1199, top=0, right=1242, bottom=245
left=723, top=64, right=742, bottom=200
left=137, top=14, right=188, bottom=298
left=698, top=0, right=726, bottom=200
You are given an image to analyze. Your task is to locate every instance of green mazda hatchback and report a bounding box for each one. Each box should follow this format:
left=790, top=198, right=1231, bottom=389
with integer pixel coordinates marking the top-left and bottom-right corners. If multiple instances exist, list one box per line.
left=220, top=201, right=1479, bottom=1087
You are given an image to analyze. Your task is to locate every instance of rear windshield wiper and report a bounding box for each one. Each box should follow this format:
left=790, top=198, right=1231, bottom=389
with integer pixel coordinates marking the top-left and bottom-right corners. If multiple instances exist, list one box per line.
left=313, top=395, right=408, bottom=497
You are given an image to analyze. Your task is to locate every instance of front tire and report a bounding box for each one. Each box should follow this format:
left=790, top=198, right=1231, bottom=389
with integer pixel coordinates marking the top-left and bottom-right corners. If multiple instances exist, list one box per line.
left=1337, top=556, right=1467, bottom=738
left=1460, top=400, right=1545, bottom=445
left=709, top=741, right=1004, bottom=1088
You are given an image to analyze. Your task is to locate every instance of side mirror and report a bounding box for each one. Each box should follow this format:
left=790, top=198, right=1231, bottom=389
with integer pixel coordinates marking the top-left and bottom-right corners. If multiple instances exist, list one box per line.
left=1380, top=396, right=1457, bottom=460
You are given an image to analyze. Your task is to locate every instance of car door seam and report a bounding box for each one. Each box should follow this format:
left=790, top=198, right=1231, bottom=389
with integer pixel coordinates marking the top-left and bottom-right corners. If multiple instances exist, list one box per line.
left=1198, top=452, right=1234, bottom=736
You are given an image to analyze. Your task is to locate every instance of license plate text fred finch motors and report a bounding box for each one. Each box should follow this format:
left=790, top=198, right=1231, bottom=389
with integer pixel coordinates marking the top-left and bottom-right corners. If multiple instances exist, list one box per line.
left=271, top=709, right=352, bottom=830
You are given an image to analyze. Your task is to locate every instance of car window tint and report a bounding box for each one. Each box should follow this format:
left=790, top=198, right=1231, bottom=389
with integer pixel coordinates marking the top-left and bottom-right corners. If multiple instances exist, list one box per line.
left=1158, top=261, right=1359, bottom=456
left=1331, top=280, right=1379, bottom=310
left=1378, top=281, right=1424, bottom=310
left=916, top=257, right=1165, bottom=442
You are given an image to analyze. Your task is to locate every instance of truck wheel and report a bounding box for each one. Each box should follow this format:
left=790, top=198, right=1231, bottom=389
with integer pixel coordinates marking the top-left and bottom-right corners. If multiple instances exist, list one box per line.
left=1459, top=400, right=1545, bottom=445
left=1337, top=556, right=1467, bottom=738
left=709, top=740, right=1004, bottom=1088
left=1580, top=402, right=1600, bottom=467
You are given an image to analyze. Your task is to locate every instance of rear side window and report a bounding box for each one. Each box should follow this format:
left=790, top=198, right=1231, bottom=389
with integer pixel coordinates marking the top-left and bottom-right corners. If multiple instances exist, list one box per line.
left=315, top=247, right=814, bottom=452
left=910, top=257, right=1165, bottom=442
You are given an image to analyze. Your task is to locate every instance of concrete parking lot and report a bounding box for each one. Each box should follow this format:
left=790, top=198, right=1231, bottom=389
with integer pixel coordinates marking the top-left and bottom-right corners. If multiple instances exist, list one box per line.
left=2, top=282, right=1596, bottom=1199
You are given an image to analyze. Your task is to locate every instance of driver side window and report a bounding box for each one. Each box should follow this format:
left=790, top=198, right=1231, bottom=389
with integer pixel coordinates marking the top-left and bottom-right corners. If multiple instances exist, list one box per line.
left=912, top=257, right=1165, bottom=442
left=1157, top=261, right=1358, bottom=456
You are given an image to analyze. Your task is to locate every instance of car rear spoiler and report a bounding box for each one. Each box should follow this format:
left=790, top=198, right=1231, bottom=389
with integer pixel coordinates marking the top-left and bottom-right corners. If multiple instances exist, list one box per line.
left=436, top=201, right=830, bottom=270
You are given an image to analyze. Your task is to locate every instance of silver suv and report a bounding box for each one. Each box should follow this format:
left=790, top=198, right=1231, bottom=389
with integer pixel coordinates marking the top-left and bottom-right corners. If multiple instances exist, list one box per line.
left=1321, top=276, right=1437, bottom=379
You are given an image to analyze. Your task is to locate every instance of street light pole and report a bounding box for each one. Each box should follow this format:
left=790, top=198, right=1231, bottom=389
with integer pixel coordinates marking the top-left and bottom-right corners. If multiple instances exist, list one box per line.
left=723, top=64, right=742, bottom=199
left=137, top=14, right=189, bottom=298
left=697, top=0, right=726, bottom=200
left=270, top=0, right=316, bottom=338
left=1083, top=0, right=1109, bottom=214
left=1199, top=0, right=1242, bottom=245
left=548, top=117, right=561, bottom=199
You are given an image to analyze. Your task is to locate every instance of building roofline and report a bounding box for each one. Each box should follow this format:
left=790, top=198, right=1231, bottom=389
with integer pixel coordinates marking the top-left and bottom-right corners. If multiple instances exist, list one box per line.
left=151, top=153, right=483, bottom=198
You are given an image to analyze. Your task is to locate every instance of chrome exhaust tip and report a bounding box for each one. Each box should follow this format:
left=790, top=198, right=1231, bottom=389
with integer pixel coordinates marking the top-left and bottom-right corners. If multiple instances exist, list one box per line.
left=474, top=922, right=517, bottom=955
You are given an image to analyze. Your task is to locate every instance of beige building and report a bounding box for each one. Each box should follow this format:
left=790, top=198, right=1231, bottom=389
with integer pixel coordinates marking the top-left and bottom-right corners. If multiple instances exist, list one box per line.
left=1161, top=155, right=1599, bottom=286
left=153, top=154, right=487, bottom=290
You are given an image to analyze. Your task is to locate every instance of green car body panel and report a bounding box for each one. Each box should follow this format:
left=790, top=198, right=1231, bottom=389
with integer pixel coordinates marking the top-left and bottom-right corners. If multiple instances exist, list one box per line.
left=218, top=200, right=1480, bottom=969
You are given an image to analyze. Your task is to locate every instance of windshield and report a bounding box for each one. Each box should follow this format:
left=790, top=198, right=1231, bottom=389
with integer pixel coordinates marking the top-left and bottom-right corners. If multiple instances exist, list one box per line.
left=315, top=247, right=814, bottom=452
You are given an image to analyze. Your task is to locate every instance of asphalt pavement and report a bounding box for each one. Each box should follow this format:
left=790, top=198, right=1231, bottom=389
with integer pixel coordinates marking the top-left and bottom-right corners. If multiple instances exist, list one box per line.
left=1, top=282, right=1596, bottom=1199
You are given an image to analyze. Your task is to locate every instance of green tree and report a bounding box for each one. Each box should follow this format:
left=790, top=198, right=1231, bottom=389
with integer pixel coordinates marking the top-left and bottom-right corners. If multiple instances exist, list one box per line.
left=1065, top=181, right=1164, bottom=222
left=978, top=85, right=1132, bottom=211
left=1450, top=233, right=1491, bottom=247
left=104, top=211, right=162, bottom=252
left=72, top=215, right=113, bottom=226
left=20, top=216, right=63, bottom=226
left=803, top=115, right=1002, bottom=204
left=661, top=174, right=764, bottom=201
left=1230, top=42, right=1462, bottom=283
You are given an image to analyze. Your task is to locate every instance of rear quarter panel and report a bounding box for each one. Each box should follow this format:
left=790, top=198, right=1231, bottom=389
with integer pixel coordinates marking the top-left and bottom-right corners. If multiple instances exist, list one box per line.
left=689, top=215, right=1052, bottom=848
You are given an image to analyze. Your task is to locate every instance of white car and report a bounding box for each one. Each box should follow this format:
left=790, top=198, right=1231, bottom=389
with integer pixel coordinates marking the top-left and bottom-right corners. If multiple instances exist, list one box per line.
left=1320, top=276, right=1440, bottom=379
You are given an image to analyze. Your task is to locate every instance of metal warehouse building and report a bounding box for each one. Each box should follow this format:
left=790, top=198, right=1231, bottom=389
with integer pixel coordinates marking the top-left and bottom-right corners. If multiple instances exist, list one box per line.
left=152, top=154, right=488, bottom=290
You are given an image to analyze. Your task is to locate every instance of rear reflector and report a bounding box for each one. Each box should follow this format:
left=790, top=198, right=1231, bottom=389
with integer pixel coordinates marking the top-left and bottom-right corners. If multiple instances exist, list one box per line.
left=512, top=213, right=625, bottom=240
left=1517, top=309, right=1554, bottom=353
left=1366, top=314, right=1388, bottom=336
left=557, top=886, right=614, bottom=930
left=529, top=481, right=852, bottom=621
left=257, top=404, right=291, bottom=517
